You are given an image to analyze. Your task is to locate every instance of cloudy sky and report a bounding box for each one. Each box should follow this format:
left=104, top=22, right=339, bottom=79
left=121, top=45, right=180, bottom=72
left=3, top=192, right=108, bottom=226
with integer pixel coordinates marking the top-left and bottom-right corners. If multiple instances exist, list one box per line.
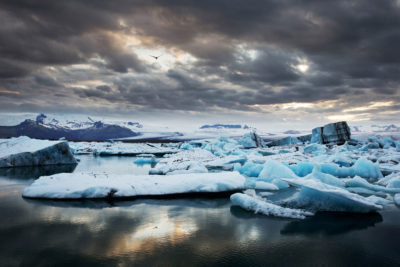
left=0, top=0, right=399, bottom=130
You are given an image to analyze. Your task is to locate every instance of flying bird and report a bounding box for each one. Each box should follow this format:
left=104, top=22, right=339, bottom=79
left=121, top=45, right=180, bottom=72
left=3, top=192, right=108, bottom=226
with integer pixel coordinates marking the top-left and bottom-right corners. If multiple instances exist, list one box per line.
left=150, top=55, right=162, bottom=60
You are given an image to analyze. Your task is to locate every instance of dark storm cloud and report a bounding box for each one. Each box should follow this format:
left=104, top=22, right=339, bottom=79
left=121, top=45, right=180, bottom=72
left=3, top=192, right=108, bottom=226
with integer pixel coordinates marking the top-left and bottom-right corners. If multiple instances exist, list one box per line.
left=0, top=0, right=399, bottom=116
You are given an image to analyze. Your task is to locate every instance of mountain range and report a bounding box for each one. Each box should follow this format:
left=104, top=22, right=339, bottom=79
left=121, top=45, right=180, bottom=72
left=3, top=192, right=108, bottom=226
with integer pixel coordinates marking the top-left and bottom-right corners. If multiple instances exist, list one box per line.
left=0, top=114, right=139, bottom=141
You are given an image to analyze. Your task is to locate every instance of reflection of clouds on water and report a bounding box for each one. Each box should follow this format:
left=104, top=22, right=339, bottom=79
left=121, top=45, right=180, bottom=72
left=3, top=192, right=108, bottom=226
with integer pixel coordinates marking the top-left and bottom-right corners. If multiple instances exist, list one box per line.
left=280, top=212, right=383, bottom=236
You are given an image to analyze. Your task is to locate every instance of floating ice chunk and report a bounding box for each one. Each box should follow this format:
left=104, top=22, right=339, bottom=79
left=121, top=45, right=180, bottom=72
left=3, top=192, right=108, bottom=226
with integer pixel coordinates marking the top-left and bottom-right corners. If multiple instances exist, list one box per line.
left=345, top=176, right=400, bottom=194
left=258, top=160, right=297, bottom=189
left=150, top=148, right=214, bottom=175
left=395, top=194, right=400, bottom=205
left=318, top=158, right=382, bottom=180
left=367, top=142, right=380, bottom=149
left=23, top=172, right=246, bottom=199
left=304, top=168, right=345, bottom=187
left=378, top=137, right=395, bottom=148
left=180, top=143, right=194, bottom=150
left=366, top=195, right=393, bottom=206
left=70, top=141, right=179, bottom=156
left=230, top=193, right=313, bottom=219
left=283, top=178, right=382, bottom=213
left=319, top=163, right=351, bottom=178
left=254, top=181, right=279, bottom=191
left=352, top=157, right=382, bottom=180
left=331, top=155, right=353, bottom=167
left=134, top=157, right=158, bottom=165
left=271, top=178, right=290, bottom=189
left=396, top=141, right=400, bottom=152
left=234, top=162, right=264, bottom=177
left=346, top=187, right=387, bottom=197
left=289, top=162, right=315, bottom=177
left=205, top=155, right=247, bottom=171
left=304, top=143, right=326, bottom=154
left=387, top=178, right=400, bottom=189
left=238, top=132, right=265, bottom=148
left=258, top=160, right=298, bottom=180
left=165, top=161, right=208, bottom=175
left=376, top=173, right=397, bottom=186
left=267, top=136, right=302, bottom=147
left=0, top=136, right=77, bottom=168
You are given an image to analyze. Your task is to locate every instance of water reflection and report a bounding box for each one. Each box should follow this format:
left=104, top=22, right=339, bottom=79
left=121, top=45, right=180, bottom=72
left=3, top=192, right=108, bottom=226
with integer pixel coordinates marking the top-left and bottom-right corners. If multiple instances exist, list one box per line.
left=0, top=164, right=76, bottom=180
left=280, top=212, right=383, bottom=236
left=24, top=197, right=230, bottom=210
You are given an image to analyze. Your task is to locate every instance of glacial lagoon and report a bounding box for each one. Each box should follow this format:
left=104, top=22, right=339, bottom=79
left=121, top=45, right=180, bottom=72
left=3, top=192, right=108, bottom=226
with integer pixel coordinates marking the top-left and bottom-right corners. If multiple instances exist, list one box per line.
left=0, top=155, right=399, bottom=266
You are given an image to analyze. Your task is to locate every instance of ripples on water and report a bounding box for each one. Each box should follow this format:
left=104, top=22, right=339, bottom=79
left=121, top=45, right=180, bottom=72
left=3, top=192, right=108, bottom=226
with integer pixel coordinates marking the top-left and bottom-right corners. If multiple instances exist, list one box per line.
left=0, top=155, right=399, bottom=266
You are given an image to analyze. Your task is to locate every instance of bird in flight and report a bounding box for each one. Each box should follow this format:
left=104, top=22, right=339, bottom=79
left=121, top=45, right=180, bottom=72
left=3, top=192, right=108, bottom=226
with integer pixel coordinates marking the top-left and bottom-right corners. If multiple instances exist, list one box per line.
left=150, top=55, right=162, bottom=60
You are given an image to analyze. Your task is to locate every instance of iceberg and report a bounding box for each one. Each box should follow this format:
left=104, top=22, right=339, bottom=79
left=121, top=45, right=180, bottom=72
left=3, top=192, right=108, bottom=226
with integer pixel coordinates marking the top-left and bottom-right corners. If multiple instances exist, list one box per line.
left=303, top=143, right=326, bottom=154
left=366, top=195, right=393, bottom=206
left=346, top=187, right=387, bottom=197
left=303, top=168, right=345, bottom=187
left=238, top=132, right=265, bottom=148
left=258, top=160, right=297, bottom=189
left=23, top=171, right=246, bottom=199
left=317, top=158, right=382, bottom=180
left=311, top=121, right=351, bottom=144
left=0, top=136, right=77, bottom=168
left=234, top=161, right=264, bottom=177
left=150, top=148, right=214, bottom=175
left=70, top=141, right=179, bottom=156
left=283, top=178, right=382, bottom=213
left=134, top=157, right=158, bottom=165
left=204, top=155, right=247, bottom=171
left=351, top=157, right=383, bottom=180
left=266, top=136, right=302, bottom=147
left=254, top=181, right=279, bottom=190
left=395, top=194, right=400, bottom=205
left=345, top=176, right=400, bottom=194
left=289, top=162, right=315, bottom=177
left=230, top=193, right=313, bottom=219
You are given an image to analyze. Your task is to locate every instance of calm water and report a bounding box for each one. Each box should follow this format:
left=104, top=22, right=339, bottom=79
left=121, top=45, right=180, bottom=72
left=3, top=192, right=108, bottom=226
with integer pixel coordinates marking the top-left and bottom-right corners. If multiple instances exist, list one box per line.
left=0, top=155, right=400, bottom=266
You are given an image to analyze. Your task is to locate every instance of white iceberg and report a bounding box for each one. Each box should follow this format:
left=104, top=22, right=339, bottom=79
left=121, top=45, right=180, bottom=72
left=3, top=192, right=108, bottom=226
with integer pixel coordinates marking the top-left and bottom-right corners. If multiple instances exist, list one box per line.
left=150, top=148, right=214, bottom=175
left=23, top=171, right=246, bottom=199
left=230, top=193, right=313, bottom=219
left=366, top=195, right=393, bottom=206
left=0, top=136, right=77, bottom=168
left=254, top=181, right=279, bottom=190
left=69, top=141, right=179, bottom=156
left=345, top=176, right=400, bottom=194
left=283, top=178, right=382, bottom=213
left=303, top=168, right=345, bottom=187
left=346, top=187, right=387, bottom=197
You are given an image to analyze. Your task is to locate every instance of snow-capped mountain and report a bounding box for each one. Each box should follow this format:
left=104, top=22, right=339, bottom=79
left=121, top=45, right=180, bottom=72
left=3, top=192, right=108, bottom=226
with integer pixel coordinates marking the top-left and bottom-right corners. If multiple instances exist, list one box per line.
left=0, top=114, right=140, bottom=141
left=35, top=113, right=143, bottom=131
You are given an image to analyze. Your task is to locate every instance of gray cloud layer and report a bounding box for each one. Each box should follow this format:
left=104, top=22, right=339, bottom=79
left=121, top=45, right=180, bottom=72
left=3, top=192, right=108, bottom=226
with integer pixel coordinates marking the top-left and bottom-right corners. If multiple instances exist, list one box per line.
left=0, top=0, right=399, bottom=123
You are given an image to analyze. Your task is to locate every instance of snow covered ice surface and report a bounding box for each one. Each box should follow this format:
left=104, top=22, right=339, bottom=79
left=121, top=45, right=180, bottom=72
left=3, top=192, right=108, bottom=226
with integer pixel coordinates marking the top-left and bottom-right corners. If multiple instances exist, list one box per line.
left=0, top=136, right=77, bottom=168
left=69, top=141, right=179, bottom=156
left=230, top=193, right=313, bottom=219
left=23, top=171, right=246, bottom=199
